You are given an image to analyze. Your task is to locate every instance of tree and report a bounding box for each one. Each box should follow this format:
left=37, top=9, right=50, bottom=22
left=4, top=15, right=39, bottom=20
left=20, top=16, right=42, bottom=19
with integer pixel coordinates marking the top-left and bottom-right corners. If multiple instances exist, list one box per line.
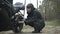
left=42, top=0, right=60, bottom=21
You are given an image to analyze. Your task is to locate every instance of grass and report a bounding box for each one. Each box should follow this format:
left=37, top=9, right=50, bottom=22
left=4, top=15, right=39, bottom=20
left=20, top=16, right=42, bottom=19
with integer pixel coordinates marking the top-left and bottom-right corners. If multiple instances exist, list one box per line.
left=23, top=20, right=60, bottom=29
left=23, top=24, right=33, bottom=29
left=45, top=20, right=60, bottom=26
left=23, top=25, right=32, bottom=29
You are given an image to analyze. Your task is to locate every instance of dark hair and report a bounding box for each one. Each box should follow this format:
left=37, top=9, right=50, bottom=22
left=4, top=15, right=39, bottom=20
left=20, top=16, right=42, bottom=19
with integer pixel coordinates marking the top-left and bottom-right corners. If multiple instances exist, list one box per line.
left=26, top=3, right=35, bottom=11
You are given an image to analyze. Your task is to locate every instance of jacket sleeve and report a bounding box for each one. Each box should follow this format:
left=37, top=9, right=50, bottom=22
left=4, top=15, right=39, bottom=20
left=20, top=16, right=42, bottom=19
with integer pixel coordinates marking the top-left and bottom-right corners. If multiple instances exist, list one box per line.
left=25, top=11, right=42, bottom=23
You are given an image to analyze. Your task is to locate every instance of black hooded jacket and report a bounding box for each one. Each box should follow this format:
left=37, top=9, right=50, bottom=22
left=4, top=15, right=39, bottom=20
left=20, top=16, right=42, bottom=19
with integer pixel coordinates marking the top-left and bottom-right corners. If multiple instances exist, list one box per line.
left=25, top=4, right=45, bottom=27
left=25, top=9, right=45, bottom=26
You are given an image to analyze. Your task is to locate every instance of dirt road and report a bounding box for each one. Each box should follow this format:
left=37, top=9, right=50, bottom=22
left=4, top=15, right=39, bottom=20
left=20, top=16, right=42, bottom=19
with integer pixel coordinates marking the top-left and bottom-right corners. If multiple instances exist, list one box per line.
left=0, top=26, right=60, bottom=34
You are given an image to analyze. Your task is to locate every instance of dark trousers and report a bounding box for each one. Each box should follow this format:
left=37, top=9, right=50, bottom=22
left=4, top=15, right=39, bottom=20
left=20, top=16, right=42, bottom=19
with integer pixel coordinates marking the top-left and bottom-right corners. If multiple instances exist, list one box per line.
left=25, top=20, right=45, bottom=32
